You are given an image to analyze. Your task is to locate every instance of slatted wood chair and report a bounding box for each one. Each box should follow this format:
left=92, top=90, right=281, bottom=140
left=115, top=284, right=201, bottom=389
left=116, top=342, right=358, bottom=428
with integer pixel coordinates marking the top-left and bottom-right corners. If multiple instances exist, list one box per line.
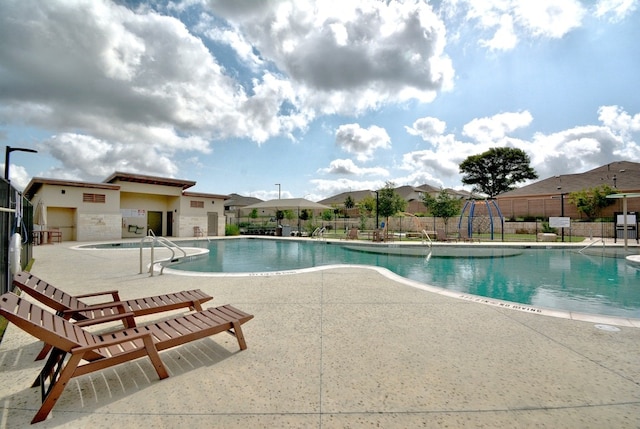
left=436, top=229, right=457, bottom=242
left=0, top=292, right=253, bottom=424
left=13, top=271, right=214, bottom=360
left=344, top=228, right=359, bottom=240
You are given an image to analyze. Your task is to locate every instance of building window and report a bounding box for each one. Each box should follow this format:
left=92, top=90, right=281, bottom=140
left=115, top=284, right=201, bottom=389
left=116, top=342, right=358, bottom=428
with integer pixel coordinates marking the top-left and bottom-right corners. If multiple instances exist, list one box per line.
left=190, top=200, right=204, bottom=208
left=83, top=193, right=106, bottom=203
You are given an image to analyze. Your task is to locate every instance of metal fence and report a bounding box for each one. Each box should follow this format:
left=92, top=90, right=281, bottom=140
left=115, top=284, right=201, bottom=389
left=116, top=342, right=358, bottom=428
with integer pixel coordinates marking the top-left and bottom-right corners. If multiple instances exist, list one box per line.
left=1, top=180, right=33, bottom=294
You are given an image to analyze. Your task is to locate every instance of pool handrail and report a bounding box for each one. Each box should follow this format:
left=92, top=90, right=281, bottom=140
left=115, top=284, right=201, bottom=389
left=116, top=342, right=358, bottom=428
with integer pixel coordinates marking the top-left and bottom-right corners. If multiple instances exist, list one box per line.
left=421, top=230, right=433, bottom=248
left=140, top=230, right=188, bottom=276
left=578, top=238, right=605, bottom=254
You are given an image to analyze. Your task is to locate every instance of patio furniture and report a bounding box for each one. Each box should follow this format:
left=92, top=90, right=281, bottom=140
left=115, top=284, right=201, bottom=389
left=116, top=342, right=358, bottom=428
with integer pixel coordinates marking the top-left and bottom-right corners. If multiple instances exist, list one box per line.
left=0, top=292, right=253, bottom=424
left=458, top=229, right=480, bottom=242
left=13, top=271, right=213, bottom=360
left=344, top=228, right=359, bottom=240
left=436, top=229, right=457, bottom=242
left=194, top=226, right=204, bottom=237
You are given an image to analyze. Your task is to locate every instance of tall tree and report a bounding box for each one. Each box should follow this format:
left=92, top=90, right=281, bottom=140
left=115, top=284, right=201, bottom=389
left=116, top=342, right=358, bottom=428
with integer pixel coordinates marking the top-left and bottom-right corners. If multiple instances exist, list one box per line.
left=459, top=147, right=538, bottom=197
left=344, top=195, right=355, bottom=210
left=377, top=182, right=407, bottom=229
left=423, top=188, right=462, bottom=233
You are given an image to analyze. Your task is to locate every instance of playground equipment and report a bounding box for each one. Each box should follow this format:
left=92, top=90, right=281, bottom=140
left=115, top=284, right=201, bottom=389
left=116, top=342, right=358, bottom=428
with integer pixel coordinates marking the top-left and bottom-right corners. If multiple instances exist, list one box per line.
left=457, top=199, right=504, bottom=241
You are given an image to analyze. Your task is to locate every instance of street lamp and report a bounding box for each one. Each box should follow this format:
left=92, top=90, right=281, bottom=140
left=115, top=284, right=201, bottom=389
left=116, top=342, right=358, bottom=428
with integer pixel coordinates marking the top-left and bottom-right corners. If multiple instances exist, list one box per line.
left=275, top=183, right=281, bottom=199
left=372, top=190, right=379, bottom=229
left=5, top=146, right=38, bottom=182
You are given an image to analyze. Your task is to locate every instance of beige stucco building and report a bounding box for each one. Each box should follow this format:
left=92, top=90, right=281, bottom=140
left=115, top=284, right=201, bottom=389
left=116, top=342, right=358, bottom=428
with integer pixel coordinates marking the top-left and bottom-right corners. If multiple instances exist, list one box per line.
left=23, top=172, right=228, bottom=242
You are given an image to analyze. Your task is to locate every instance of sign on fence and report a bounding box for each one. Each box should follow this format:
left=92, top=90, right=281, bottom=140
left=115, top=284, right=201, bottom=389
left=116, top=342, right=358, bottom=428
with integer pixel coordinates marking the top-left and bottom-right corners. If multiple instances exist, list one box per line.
left=549, top=217, right=571, bottom=228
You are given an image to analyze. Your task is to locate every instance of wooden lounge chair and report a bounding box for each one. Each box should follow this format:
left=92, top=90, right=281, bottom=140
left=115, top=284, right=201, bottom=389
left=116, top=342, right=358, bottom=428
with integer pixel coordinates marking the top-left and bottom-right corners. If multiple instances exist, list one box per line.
left=344, top=228, right=359, bottom=240
left=458, top=228, right=480, bottom=242
left=13, top=271, right=213, bottom=360
left=436, top=229, right=457, bottom=242
left=0, top=292, right=253, bottom=424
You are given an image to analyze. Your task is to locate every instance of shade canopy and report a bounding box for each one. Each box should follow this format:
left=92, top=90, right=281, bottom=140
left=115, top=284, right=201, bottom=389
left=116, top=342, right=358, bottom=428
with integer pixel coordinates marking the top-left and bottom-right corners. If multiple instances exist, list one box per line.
left=242, top=198, right=332, bottom=212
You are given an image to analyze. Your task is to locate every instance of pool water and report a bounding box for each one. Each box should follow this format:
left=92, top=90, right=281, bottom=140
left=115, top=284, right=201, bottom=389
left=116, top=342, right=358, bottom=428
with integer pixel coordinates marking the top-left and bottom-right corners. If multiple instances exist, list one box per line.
left=170, top=239, right=640, bottom=319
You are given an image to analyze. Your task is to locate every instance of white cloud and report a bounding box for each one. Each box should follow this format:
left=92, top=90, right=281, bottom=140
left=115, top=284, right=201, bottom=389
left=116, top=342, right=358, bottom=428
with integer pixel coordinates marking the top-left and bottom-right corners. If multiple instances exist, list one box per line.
left=480, top=13, right=518, bottom=51
left=310, top=178, right=386, bottom=197
left=318, top=159, right=389, bottom=177
left=335, top=124, right=391, bottom=162
left=594, top=0, right=638, bottom=22
left=462, top=0, right=585, bottom=51
left=597, top=105, right=640, bottom=136
left=405, top=117, right=447, bottom=140
left=43, top=133, right=179, bottom=181
left=463, top=111, right=533, bottom=143
left=207, top=0, right=455, bottom=111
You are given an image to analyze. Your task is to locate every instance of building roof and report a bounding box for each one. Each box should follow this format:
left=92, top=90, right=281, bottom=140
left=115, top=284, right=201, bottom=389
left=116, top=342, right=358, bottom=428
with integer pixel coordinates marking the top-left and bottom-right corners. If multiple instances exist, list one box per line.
left=103, top=171, right=196, bottom=190
left=23, top=177, right=120, bottom=200
left=183, top=191, right=229, bottom=200
left=224, top=193, right=263, bottom=208
left=318, top=190, right=377, bottom=206
left=498, top=161, right=640, bottom=198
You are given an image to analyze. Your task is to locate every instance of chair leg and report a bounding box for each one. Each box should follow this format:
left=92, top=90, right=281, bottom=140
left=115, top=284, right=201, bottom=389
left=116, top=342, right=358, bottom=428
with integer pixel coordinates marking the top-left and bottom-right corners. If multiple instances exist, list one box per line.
left=35, top=343, right=53, bottom=361
left=142, top=335, right=169, bottom=380
left=31, top=352, right=84, bottom=423
left=232, top=320, right=248, bottom=350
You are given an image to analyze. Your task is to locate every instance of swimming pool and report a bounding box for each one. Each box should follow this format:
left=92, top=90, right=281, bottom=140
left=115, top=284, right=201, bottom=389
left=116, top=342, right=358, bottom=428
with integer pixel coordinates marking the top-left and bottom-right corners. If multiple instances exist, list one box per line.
left=159, top=238, right=640, bottom=319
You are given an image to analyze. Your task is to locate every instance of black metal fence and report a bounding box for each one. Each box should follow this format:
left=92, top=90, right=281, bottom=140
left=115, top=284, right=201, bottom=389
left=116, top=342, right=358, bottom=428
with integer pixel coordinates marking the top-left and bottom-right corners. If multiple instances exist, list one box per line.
left=1, top=179, right=33, bottom=294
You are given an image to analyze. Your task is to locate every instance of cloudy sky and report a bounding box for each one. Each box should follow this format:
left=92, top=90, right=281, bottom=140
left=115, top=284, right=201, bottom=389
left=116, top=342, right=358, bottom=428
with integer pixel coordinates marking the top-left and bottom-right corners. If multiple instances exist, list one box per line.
left=1, top=0, right=639, bottom=200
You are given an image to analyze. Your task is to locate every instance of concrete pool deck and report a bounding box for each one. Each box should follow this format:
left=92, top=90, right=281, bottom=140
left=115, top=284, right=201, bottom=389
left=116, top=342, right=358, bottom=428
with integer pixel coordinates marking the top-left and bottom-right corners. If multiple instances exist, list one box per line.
left=1, top=240, right=639, bottom=428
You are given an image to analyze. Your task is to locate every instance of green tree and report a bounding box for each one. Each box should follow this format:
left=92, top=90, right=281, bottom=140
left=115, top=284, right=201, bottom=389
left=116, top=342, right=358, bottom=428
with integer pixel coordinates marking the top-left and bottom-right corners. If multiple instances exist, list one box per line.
left=344, top=195, right=355, bottom=209
left=358, top=194, right=376, bottom=213
left=568, top=185, right=616, bottom=220
left=321, top=209, right=333, bottom=222
left=284, top=210, right=295, bottom=223
left=299, top=209, right=311, bottom=221
left=377, top=182, right=407, bottom=229
left=423, top=189, right=462, bottom=233
left=459, top=147, right=538, bottom=197
left=249, top=209, right=258, bottom=219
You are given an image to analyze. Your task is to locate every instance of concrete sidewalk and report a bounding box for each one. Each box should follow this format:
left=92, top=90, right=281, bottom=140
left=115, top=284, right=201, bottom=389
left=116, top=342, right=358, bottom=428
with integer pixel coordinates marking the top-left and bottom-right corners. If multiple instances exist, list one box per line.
left=1, top=242, right=639, bottom=428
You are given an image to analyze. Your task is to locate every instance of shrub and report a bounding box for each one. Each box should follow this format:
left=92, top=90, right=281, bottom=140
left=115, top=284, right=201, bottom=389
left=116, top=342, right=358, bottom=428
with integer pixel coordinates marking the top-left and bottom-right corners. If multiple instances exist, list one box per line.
left=225, top=224, right=240, bottom=236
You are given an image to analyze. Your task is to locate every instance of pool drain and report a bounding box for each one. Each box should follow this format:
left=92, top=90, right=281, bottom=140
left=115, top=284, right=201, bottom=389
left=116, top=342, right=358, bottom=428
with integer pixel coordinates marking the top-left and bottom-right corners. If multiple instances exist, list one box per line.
left=594, top=324, right=621, bottom=332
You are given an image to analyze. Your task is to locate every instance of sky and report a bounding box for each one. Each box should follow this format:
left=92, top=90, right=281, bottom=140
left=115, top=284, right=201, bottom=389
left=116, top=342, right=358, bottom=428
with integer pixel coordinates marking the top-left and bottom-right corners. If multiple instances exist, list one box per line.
left=1, top=0, right=639, bottom=201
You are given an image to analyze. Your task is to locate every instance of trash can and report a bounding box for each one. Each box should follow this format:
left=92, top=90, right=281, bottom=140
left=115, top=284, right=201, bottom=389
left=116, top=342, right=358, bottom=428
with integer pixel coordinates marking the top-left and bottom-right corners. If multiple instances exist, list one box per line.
left=282, top=226, right=291, bottom=236
left=275, top=227, right=282, bottom=236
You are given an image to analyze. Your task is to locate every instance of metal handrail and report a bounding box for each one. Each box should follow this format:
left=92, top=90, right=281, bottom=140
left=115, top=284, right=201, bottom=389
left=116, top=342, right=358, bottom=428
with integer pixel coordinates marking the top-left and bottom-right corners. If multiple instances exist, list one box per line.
left=578, top=238, right=605, bottom=254
left=140, top=230, right=187, bottom=276
left=312, top=227, right=326, bottom=238
left=421, top=230, right=433, bottom=248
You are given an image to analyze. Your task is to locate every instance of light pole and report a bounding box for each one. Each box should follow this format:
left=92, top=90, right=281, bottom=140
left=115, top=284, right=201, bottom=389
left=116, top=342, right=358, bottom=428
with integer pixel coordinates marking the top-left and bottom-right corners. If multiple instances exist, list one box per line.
left=560, top=193, right=566, bottom=242
left=275, top=183, right=281, bottom=199
left=372, top=190, right=379, bottom=230
left=5, top=146, right=38, bottom=182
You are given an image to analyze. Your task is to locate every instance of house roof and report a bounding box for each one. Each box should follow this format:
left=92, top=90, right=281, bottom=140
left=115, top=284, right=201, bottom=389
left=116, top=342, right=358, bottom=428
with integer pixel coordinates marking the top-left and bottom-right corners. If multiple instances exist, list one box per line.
left=224, top=193, right=263, bottom=208
left=498, top=161, right=640, bottom=198
left=318, top=190, right=378, bottom=206
left=103, top=171, right=196, bottom=190
left=23, top=177, right=120, bottom=200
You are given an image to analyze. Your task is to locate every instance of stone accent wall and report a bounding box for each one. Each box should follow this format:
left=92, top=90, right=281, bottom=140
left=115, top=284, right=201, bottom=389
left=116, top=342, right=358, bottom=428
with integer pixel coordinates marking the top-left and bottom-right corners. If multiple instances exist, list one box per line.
left=180, top=216, right=208, bottom=237
left=77, top=214, right=122, bottom=241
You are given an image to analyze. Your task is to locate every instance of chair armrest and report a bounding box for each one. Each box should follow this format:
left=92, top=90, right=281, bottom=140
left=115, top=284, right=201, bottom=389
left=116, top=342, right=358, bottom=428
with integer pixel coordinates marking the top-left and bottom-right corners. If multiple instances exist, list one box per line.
left=72, top=312, right=136, bottom=327
left=74, top=290, right=121, bottom=301
left=71, top=331, right=153, bottom=354
left=63, top=301, right=129, bottom=313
